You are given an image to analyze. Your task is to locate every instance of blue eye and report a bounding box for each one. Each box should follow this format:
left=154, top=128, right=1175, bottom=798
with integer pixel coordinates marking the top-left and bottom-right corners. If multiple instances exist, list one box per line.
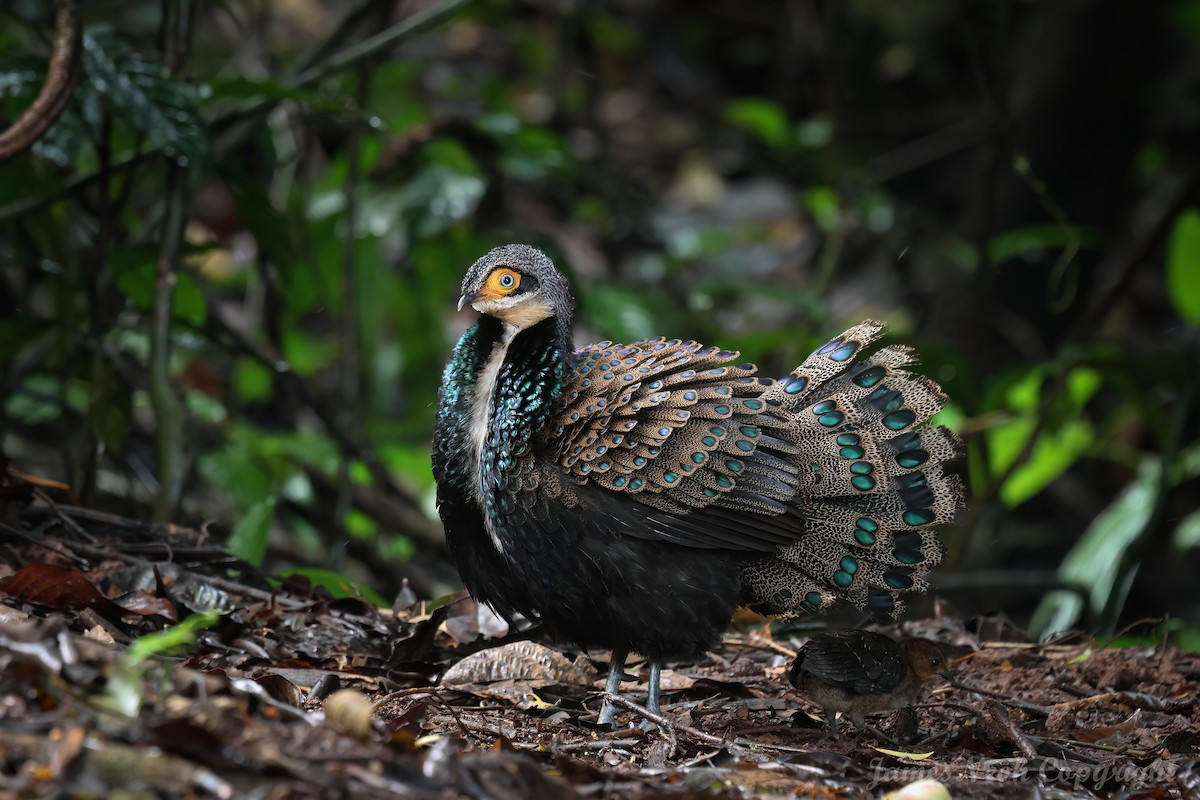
left=499, top=273, right=515, bottom=287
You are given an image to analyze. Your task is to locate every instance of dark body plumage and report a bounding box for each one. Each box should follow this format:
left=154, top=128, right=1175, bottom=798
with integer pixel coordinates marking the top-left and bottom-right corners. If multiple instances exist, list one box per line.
left=432, top=245, right=963, bottom=718
left=788, top=630, right=951, bottom=732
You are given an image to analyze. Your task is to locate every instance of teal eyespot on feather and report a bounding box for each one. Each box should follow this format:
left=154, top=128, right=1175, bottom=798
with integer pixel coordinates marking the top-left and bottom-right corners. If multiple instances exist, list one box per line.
left=829, top=342, right=858, bottom=362
left=852, top=366, right=885, bottom=388
left=850, top=474, right=876, bottom=491
left=883, top=409, right=916, bottom=430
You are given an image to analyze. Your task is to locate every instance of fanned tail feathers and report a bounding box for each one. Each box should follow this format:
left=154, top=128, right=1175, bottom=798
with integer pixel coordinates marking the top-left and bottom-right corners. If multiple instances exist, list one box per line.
left=743, top=320, right=964, bottom=618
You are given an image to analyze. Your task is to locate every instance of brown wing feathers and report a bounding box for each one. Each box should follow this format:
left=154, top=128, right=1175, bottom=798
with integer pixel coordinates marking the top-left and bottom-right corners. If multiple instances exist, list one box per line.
left=540, top=320, right=963, bottom=618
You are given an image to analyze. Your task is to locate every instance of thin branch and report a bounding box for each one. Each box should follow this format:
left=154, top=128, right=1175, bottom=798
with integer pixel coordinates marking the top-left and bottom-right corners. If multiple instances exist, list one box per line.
left=0, top=0, right=81, bottom=161
left=148, top=161, right=188, bottom=522
left=148, top=0, right=195, bottom=521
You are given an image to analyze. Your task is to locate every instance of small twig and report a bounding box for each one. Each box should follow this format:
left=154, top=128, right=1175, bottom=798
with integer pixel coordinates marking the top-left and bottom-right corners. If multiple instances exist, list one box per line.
left=1040, top=736, right=1149, bottom=758
left=32, top=488, right=97, bottom=544
left=986, top=700, right=1038, bottom=759
left=679, top=748, right=723, bottom=767
left=1051, top=690, right=1194, bottom=715
left=602, top=693, right=708, bottom=756
left=951, top=677, right=1053, bottom=716
left=554, top=738, right=643, bottom=753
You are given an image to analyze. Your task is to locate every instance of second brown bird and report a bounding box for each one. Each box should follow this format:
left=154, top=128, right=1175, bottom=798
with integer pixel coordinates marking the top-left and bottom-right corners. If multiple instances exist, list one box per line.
left=789, top=629, right=951, bottom=733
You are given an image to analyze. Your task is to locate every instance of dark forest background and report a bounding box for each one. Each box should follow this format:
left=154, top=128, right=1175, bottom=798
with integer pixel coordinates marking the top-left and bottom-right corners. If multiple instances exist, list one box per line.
left=2, top=0, right=1198, bottom=644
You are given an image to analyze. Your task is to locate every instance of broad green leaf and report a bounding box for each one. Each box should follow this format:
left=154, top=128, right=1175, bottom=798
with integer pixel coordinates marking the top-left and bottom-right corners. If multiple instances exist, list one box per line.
left=226, top=497, right=276, bottom=566
left=1031, top=457, right=1162, bottom=637
left=1166, top=207, right=1200, bottom=325
left=1001, top=418, right=1094, bottom=507
left=281, top=568, right=388, bottom=607
left=724, top=98, right=789, bottom=148
left=988, top=367, right=1102, bottom=507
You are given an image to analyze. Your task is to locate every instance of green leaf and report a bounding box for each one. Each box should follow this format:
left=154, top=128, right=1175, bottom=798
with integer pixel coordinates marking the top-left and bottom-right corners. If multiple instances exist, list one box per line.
left=724, top=98, right=789, bottom=147
left=1031, top=457, right=1162, bottom=637
left=5, top=374, right=64, bottom=425
left=110, top=245, right=208, bottom=326
left=804, top=186, right=841, bottom=231
left=80, top=29, right=210, bottom=162
left=987, top=224, right=1103, bottom=264
left=126, top=610, right=222, bottom=665
left=345, top=509, right=377, bottom=538
left=226, top=497, right=276, bottom=566
left=204, top=76, right=338, bottom=108
left=281, top=568, right=388, bottom=607
left=1172, top=509, right=1200, bottom=554
left=233, top=359, right=274, bottom=404
left=987, top=366, right=1102, bottom=507
left=1166, top=207, right=1200, bottom=325
left=586, top=284, right=661, bottom=343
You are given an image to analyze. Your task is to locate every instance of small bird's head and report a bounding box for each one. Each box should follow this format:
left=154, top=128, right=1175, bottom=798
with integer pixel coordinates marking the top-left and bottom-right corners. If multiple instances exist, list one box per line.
left=457, top=245, right=573, bottom=331
left=901, top=639, right=953, bottom=683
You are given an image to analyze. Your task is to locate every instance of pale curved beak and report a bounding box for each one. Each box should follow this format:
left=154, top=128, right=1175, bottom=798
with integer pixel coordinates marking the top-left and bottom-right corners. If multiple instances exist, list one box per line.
left=457, top=294, right=470, bottom=312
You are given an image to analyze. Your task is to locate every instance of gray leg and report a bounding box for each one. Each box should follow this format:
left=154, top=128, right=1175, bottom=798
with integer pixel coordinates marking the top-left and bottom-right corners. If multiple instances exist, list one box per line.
left=639, top=661, right=663, bottom=730
left=597, top=648, right=627, bottom=726
left=646, top=661, right=663, bottom=716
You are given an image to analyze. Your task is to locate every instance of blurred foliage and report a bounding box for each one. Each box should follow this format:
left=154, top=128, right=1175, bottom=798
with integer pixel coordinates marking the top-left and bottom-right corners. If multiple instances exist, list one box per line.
left=1, top=0, right=1198, bottom=641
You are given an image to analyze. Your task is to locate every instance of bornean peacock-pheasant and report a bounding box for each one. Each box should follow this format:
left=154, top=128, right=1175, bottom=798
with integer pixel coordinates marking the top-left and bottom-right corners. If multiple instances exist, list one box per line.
left=789, top=630, right=952, bottom=733
left=432, top=245, right=964, bottom=725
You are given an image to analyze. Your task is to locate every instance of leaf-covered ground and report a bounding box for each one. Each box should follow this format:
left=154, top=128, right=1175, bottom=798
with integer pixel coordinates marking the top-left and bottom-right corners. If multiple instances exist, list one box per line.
left=2, top=475, right=1198, bottom=799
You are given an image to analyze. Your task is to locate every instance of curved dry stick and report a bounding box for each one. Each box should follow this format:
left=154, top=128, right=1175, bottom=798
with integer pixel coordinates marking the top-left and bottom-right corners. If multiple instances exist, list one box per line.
left=0, top=0, right=82, bottom=162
